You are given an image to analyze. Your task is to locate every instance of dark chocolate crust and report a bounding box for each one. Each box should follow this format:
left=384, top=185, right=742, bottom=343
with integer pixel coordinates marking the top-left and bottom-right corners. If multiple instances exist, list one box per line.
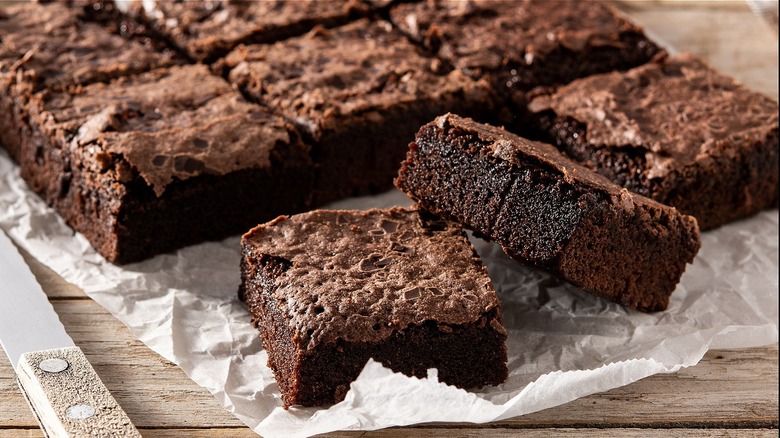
left=0, top=1, right=174, bottom=171
left=389, top=0, right=662, bottom=107
left=16, top=65, right=313, bottom=263
left=223, top=19, right=497, bottom=204
left=396, top=114, right=701, bottom=311
left=239, top=207, right=508, bottom=407
left=100, top=0, right=371, bottom=62
left=0, top=2, right=174, bottom=93
left=528, top=54, right=779, bottom=230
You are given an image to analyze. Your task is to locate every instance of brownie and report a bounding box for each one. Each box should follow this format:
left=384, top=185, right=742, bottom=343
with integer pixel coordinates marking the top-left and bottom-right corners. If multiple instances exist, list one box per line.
left=98, top=0, right=371, bottom=62
left=0, top=2, right=173, bottom=93
left=527, top=54, right=779, bottom=230
left=239, top=207, right=508, bottom=408
left=389, top=0, right=662, bottom=108
left=17, top=65, right=313, bottom=263
left=223, top=19, right=497, bottom=204
left=75, top=0, right=186, bottom=57
left=396, top=114, right=701, bottom=311
left=0, top=2, right=174, bottom=160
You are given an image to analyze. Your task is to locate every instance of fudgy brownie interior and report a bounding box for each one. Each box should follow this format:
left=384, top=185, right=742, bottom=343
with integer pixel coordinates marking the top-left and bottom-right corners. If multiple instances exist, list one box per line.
left=396, top=114, right=701, bottom=311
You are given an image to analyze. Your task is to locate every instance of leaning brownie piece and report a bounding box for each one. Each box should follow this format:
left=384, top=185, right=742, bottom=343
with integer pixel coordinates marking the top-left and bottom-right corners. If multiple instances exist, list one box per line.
left=389, top=0, right=662, bottom=107
left=528, top=54, right=779, bottom=230
left=240, top=207, right=508, bottom=407
left=19, top=65, right=313, bottom=263
left=396, top=114, right=700, bottom=311
left=97, top=0, right=370, bottom=62
left=0, top=2, right=174, bottom=159
left=223, top=19, right=496, bottom=204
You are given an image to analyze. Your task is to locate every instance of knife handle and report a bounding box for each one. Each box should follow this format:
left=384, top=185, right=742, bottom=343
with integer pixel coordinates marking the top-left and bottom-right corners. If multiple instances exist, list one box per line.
left=16, top=346, right=140, bottom=438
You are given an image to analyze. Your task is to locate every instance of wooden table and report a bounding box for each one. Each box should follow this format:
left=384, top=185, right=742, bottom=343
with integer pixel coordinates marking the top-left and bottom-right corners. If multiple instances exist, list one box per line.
left=1, top=2, right=778, bottom=437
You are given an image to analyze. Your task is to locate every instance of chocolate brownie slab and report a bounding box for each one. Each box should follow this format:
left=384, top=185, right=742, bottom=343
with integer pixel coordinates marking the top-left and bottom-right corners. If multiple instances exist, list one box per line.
left=528, top=54, right=779, bottom=230
left=97, top=0, right=370, bottom=62
left=239, top=207, right=508, bottom=407
left=389, top=0, right=662, bottom=107
left=396, top=114, right=700, bottom=311
left=19, top=65, right=313, bottom=263
left=223, top=19, right=496, bottom=204
left=0, top=2, right=173, bottom=159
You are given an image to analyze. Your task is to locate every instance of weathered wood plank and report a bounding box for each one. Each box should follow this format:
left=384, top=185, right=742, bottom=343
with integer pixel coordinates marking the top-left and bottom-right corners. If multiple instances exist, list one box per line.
left=0, top=432, right=40, bottom=438
left=499, top=345, right=778, bottom=428
left=1, top=298, right=777, bottom=430
left=0, top=3, right=777, bottom=438
left=0, top=299, right=246, bottom=430
left=628, top=6, right=779, bottom=100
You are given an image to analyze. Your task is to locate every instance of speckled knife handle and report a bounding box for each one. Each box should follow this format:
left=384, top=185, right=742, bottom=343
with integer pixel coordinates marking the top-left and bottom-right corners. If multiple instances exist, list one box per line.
left=16, top=346, right=140, bottom=438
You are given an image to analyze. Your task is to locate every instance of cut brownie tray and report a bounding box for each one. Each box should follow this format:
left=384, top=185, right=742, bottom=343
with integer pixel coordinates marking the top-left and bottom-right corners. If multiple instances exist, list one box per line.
left=1, top=0, right=667, bottom=263
left=0, top=0, right=778, bottom=432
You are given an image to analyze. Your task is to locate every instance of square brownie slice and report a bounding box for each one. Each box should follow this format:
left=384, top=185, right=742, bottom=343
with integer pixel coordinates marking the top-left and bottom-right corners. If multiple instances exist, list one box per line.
left=389, top=0, right=662, bottom=108
left=527, top=54, right=779, bottom=230
left=96, top=0, right=371, bottom=62
left=239, top=207, right=508, bottom=407
left=223, top=19, right=497, bottom=204
left=19, top=64, right=313, bottom=263
left=0, top=2, right=174, bottom=159
left=396, top=114, right=700, bottom=312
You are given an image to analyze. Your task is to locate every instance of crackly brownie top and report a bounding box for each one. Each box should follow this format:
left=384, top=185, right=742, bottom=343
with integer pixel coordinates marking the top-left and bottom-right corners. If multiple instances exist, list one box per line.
left=224, top=19, right=488, bottom=139
left=243, top=207, right=501, bottom=350
left=528, top=54, right=780, bottom=179
left=390, top=0, right=646, bottom=74
left=35, top=65, right=301, bottom=196
left=430, top=114, right=679, bottom=213
left=0, top=2, right=171, bottom=91
left=121, top=0, right=368, bottom=60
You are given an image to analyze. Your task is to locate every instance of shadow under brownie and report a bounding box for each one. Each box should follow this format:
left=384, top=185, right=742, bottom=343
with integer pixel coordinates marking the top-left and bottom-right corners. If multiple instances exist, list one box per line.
left=396, top=114, right=701, bottom=311
left=527, top=53, right=779, bottom=230
left=239, top=207, right=508, bottom=407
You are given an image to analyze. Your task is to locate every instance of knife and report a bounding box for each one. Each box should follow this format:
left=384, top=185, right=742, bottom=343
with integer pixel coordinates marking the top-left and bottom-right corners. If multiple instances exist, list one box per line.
left=0, top=230, right=140, bottom=437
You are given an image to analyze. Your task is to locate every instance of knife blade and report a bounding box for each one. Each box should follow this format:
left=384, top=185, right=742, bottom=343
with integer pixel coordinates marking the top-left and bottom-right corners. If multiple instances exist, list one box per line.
left=0, top=230, right=140, bottom=437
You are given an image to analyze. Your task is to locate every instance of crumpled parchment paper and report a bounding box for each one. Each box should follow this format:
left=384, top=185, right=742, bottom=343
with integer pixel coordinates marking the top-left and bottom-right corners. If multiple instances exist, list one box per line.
left=0, top=149, right=777, bottom=438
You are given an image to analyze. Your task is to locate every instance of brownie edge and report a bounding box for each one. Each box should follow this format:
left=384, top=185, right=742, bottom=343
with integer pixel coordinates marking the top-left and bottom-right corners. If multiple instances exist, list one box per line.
left=239, top=207, right=508, bottom=407
left=396, top=114, right=701, bottom=311
left=527, top=54, right=779, bottom=230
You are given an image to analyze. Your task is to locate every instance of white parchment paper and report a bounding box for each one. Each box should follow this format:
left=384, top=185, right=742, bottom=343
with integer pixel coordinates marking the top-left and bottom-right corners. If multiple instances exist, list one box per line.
left=0, top=149, right=777, bottom=437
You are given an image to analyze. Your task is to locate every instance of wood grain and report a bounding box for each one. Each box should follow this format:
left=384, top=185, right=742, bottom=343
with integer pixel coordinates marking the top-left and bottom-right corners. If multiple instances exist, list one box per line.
left=628, top=4, right=779, bottom=100
left=1, top=299, right=777, bottom=430
left=17, top=347, right=140, bottom=437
